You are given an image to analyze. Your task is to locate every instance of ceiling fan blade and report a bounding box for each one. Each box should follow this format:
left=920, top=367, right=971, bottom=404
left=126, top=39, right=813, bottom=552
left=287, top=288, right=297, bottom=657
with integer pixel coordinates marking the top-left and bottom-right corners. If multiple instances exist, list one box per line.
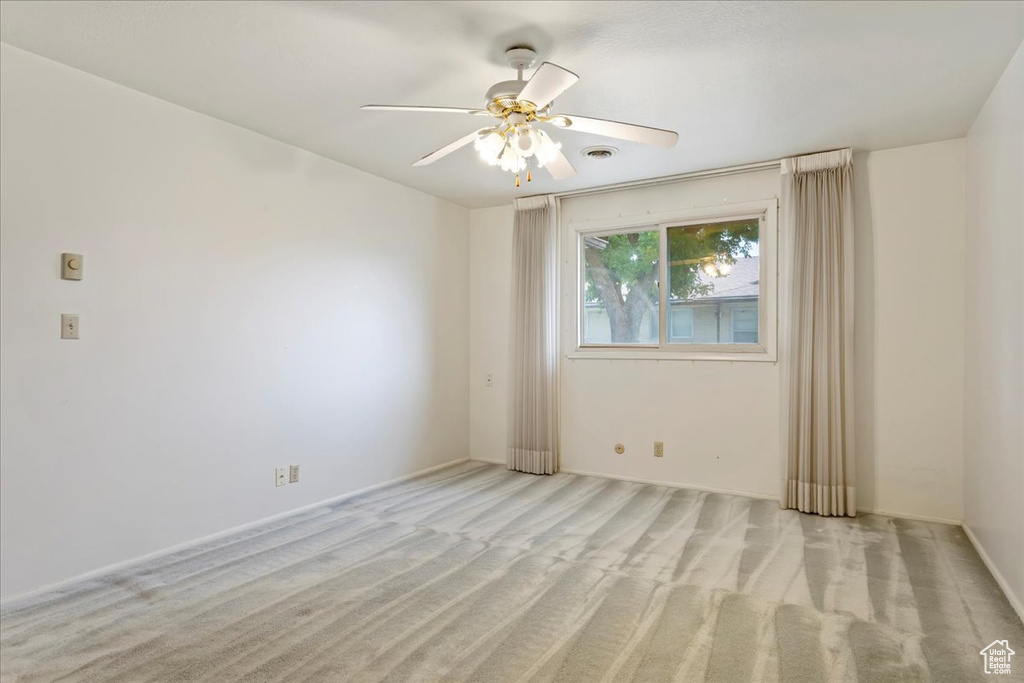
left=518, top=62, right=579, bottom=110
left=412, top=129, right=487, bottom=167
left=542, top=147, right=577, bottom=180
left=362, top=105, right=488, bottom=115
left=557, top=114, right=678, bottom=149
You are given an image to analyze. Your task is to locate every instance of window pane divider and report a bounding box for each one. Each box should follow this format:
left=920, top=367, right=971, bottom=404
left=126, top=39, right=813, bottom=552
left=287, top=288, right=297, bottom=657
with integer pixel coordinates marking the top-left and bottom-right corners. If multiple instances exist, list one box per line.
left=658, top=225, right=668, bottom=349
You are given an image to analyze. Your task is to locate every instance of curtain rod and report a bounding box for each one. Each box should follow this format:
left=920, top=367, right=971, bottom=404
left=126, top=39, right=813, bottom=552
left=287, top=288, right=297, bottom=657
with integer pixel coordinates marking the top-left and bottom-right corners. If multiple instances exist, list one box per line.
left=525, top=158, right=782, bottom=202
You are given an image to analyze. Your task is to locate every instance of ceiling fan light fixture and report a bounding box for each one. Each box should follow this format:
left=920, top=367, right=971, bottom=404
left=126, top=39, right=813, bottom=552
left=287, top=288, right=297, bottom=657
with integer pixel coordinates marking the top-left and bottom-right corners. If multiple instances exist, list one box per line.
left=363, top=46, right=677, bottom=186
left=533, top=129, right=561, bottom=167
left=496, top=143, right=526, bottom=173
left=514, top=128, right=537, bottom=156
left=474, top=130, right=504, bottom=164
left=478, top=125, right=560, bottom=171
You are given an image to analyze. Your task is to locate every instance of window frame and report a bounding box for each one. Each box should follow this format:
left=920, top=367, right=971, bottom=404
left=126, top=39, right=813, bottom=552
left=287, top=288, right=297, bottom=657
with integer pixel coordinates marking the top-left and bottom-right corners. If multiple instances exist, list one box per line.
left=570, top=198, right=778, bottom=362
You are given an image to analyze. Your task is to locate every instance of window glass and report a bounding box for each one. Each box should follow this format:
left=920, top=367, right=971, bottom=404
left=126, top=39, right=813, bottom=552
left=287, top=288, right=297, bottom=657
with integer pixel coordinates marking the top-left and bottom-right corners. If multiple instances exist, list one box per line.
left=666, top=219, right=759, bottom=345
left=731, top=308, right=758, bottom=343
left=669, top=308, right=694, bottom=341
left=582, top=230, right=659, bottom=345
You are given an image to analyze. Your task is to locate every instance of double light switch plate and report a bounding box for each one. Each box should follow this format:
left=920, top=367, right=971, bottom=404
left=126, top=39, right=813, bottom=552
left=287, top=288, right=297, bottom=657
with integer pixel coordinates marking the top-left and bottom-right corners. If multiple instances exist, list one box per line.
left=61, top=253, right=83, bottom=340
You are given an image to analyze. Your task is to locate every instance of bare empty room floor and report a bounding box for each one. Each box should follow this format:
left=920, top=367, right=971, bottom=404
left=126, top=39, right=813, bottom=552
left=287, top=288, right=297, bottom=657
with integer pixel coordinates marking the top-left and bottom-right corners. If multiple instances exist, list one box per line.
left=1, top=461, right=1021, bottom=682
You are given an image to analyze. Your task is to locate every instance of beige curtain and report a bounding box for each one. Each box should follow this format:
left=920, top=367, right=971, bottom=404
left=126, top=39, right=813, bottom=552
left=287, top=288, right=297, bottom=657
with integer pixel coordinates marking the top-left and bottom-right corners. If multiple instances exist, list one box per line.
left=780, top=149, right=856, bottom=516
left=508, top=195, right=559, bottom=474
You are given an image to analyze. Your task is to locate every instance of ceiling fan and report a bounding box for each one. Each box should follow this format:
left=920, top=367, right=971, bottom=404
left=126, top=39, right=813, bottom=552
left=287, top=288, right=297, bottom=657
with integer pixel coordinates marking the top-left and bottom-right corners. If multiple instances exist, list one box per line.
left=362, top=48, right=679, bottom=187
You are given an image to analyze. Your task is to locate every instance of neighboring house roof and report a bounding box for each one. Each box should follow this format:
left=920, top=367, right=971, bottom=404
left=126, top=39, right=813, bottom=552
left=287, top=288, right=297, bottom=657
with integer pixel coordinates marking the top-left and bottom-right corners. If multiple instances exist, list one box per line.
left=683, top=255, right=759, bottom=301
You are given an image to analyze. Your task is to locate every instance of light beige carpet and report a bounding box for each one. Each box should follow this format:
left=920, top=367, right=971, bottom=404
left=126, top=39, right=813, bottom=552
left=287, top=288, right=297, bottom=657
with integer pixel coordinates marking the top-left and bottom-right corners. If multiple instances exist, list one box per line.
left=1, top=462, right=1021, bottom=682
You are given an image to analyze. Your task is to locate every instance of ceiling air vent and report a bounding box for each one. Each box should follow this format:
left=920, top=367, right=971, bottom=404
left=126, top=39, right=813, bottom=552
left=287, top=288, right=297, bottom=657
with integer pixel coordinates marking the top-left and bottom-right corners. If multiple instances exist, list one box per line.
left=582, top=146, right=618, bottom=160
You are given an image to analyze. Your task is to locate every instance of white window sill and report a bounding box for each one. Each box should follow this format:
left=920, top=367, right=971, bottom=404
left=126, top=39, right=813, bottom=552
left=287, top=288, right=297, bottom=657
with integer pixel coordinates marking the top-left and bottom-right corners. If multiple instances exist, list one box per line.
left=568, top=345, right=777, bottom=363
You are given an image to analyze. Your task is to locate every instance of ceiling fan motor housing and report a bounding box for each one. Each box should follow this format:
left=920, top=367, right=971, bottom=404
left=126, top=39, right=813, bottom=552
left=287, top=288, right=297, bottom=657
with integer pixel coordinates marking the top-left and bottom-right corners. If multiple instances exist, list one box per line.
left=485, top=80, right=529, bottom=111
left=485, top=47, right=542, bottom=115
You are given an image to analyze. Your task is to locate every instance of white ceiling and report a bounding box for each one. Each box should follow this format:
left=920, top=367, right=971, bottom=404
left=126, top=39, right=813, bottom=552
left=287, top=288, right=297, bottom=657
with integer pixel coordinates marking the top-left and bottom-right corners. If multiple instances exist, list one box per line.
left=1, top=1, right=1021, bottom=208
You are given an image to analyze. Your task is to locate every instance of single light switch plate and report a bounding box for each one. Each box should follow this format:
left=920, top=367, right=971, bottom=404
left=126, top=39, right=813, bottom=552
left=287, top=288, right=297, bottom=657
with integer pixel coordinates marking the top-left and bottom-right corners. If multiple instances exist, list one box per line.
left=275, top=467, right=287, bottom=487
left=62, top=253, right=83, bottom=280
left=289, top=464, right=300, bottom=483
left=61, top=314, right=80, bottom=340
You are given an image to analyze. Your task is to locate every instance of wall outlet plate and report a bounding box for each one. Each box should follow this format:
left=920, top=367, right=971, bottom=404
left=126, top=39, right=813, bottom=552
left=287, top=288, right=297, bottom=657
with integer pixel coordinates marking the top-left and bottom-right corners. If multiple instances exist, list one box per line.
left=654, top=441, right=664, bottom=458
left=289, top=464, right=299, bottom=483
left=275, top=467, right=287, bottom=487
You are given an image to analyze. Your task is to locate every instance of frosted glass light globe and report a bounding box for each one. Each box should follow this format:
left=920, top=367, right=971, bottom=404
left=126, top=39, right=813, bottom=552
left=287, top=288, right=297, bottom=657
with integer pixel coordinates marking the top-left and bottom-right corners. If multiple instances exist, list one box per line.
left=474, top=131, right=504, bottom=165
left=514, top=128, right=537, bottom=157
left=498, top=149, right=526, bottom=173
left=533, top=130, right=561, bottom=167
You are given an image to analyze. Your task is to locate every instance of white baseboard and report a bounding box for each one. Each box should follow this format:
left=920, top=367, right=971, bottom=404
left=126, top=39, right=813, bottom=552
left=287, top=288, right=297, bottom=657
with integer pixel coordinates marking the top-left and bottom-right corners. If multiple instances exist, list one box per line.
left=856, top=507, right=961, bottom=526
left=470, top=458, right=967, bottom=524
left=470, top=457, right=506, bottom=466
left=559, top=467, right=778, bottom=501
left=1, top=457, right=470, bottom=610
left=470, top=456, right=779, bottom=501
left=962, top=522, right=1024, bottom=624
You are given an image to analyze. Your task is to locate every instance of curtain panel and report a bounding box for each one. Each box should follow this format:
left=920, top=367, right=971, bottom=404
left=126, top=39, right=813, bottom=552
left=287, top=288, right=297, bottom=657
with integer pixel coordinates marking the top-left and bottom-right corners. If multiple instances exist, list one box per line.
left=508, top=196, right=560, bottom=474
left=780, top=149, right=856, bottom=516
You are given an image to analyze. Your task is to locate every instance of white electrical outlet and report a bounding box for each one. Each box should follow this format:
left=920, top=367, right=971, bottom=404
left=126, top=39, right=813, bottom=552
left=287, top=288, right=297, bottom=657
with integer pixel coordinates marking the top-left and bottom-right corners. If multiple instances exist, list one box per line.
left=289, top=464, right=300, bottom=483
left=275, top=467, right=287, bottom=487
left=654, top=441, right=664, bottom=458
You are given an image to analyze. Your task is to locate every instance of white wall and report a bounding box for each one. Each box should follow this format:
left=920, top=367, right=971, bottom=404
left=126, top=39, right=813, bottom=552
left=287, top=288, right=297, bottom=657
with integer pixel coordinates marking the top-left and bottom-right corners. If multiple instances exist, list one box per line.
left=964, top=40, right=1023, bottom=616
left=468, top=205, right=514, bottom=463
left=0, top=45, right=470, bottom=599
left=557, top=171, right=782, bottom=498
left=853, top=140, right=966, bottom=522
left=469, top=140, right=968, bottom=521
